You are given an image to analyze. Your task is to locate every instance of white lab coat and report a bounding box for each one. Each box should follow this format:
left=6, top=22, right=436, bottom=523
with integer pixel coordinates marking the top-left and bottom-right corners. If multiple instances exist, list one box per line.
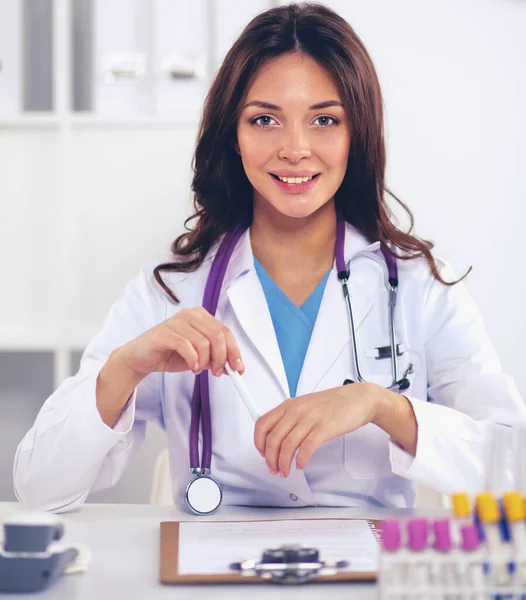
left=14, top=223, right=526, bottom=512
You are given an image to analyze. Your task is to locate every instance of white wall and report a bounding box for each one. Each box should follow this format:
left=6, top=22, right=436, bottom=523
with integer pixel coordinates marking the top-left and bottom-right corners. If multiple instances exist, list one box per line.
left=320, top=0, right=526, bottom=390
left=1, top=0, right=525, bottom=503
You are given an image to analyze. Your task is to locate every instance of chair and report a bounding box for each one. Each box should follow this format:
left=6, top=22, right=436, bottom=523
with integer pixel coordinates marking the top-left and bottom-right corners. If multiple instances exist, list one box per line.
left=150, top=448, right=173, bottom=505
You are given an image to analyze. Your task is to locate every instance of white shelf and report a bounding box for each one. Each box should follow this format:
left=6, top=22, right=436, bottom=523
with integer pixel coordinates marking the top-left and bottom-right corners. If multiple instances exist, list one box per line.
left=0, top=113, right=201, bottom=130
left=0, top=329, right=90, bottom=352
left=68, top=113, right=201, bottom=128
left=0, top=113, right=60, bottom=128
left=0, top=332, right=62, bottom=352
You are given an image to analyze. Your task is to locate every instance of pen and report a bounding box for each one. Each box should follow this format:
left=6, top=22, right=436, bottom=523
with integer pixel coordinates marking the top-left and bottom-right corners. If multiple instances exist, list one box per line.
left=224, top=363, right=261, bottom=421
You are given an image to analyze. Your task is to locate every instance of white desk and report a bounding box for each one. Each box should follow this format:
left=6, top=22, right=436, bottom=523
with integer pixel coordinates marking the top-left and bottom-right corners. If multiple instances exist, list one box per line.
left=0, top=502, right=445, bottom=599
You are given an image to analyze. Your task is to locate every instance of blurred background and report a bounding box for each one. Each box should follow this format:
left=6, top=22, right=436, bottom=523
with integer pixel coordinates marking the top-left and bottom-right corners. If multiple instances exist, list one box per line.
left=1, top=0, right=525, bottom=504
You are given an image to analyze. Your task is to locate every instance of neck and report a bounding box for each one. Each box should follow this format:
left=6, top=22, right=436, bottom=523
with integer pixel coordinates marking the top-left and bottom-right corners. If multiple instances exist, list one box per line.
left=250, top=201, right=337, bottom=277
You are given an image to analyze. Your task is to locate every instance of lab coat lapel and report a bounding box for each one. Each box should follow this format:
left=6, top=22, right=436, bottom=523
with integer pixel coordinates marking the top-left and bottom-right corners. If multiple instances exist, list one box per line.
left=224, top=232, right=290, bottom=400
left=295, top=224, right=379, bottom=396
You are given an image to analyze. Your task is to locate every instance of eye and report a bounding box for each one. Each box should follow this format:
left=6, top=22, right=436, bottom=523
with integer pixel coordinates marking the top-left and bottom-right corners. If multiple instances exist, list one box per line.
left=313, top=115, right=339, bottom=127
left=251, top=115, right=277, bottom=127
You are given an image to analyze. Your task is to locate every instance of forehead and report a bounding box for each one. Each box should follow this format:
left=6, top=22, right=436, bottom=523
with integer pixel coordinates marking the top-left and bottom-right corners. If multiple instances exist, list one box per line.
left=244, top=53, right=341, bottom=105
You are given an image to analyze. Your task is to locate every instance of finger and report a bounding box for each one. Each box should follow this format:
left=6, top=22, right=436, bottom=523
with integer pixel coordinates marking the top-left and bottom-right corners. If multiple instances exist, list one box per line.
left=199, top=312, right=244, bottom=375
left=189, top=310, right=235, bottom=377
left=223, top=327, right=244, bottom=374
left=169, top=321, right=211, bottom=373
left=296, top=427, right=326, bottom=470
left=262, top=412, right=299, bottom=475
left=277, top=421, right=316, bottom=477
left=185, top=315, right=227, bottom=377
left=202, top=326, right=228, bottom=377
left=162, top=331, right=199, bottom=372
left=254, top=406, right=286, bottom=459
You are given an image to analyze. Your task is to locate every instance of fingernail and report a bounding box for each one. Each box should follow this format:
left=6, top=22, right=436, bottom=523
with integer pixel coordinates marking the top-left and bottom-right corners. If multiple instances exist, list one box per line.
left=279, top=471, right=286, bottom=478
left=214, top=369, right=222, bottom=377
left=269, top=468, right=278, bottom=476
left=235, top=358, right=244, bottom=372
left=193, top=362, right=199, bottom=371
left=296, top=461, right=303, bottom=470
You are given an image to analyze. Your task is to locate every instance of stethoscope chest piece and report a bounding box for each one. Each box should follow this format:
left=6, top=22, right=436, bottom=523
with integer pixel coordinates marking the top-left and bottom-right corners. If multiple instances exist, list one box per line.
left=185, top=471, right=223, bottom=516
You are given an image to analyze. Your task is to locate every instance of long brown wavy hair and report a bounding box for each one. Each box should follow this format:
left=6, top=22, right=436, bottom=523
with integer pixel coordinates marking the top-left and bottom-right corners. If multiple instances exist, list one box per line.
left=154, top=2, right=468, bottom=302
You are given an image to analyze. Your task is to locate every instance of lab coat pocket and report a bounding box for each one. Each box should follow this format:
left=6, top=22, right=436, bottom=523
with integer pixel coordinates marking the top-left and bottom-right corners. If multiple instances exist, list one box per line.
left=353, top=348, right=422, bottom=396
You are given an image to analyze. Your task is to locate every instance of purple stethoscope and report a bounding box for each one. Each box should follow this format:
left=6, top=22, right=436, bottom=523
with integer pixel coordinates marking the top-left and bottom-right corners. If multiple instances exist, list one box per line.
left=184, top=214, right=411, bottom=515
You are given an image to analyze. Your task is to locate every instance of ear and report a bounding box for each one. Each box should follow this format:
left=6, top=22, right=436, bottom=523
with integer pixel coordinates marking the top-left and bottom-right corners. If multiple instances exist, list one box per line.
left=231, top=139, right=241, bottom=155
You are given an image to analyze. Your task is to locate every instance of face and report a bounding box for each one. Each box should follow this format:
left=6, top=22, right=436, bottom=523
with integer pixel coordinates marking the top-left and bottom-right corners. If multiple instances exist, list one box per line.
left=236, top=53, right=351, bottom=221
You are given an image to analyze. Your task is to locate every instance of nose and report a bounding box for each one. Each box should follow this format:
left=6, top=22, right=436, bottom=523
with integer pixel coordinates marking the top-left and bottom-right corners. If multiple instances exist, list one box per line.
left=278, top=127, right=311, bottom=162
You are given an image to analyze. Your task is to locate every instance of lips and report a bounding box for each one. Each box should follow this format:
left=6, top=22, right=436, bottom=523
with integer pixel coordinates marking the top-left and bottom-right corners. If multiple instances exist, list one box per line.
left=269, top=172, right=321, bottom=194
left=270, top=173, right=320, bottom=184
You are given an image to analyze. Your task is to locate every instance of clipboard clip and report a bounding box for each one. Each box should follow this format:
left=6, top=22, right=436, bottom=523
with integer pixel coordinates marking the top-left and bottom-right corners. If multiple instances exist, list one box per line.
left=229, top=544, right=349, bottom=584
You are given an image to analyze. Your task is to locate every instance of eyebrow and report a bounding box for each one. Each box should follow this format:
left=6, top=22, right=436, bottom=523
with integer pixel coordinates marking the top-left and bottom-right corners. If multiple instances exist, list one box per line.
left=243, top=100, right=344, bottom=111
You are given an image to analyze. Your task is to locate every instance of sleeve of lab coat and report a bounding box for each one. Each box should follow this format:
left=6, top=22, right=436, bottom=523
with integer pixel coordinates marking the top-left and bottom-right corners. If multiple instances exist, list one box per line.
left=13, top=265, right=168, bottom=512
left=389, top=262, right=526, bottom=494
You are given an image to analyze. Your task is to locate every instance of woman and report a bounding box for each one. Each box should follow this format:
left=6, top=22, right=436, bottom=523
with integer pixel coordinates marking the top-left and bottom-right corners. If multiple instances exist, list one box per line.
left=14, top=3, right=525, bottom=513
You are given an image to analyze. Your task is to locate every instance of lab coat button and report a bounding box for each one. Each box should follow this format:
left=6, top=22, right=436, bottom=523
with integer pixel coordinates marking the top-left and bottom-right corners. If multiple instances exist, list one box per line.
left=290, top=493, right=298, bottom=501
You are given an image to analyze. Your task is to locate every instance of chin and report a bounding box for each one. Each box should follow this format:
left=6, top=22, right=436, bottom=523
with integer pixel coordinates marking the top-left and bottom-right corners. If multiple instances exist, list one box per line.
left=271, top=196, right=330, bottom=220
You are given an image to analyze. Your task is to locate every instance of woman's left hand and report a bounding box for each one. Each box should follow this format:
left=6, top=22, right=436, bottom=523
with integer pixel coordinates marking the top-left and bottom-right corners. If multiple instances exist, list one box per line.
left=254, top=382, right=382, bottom=477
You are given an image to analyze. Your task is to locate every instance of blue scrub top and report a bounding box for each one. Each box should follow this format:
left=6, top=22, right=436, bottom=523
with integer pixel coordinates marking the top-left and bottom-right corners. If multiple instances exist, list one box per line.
left=253, top=257, right=332, bottom=397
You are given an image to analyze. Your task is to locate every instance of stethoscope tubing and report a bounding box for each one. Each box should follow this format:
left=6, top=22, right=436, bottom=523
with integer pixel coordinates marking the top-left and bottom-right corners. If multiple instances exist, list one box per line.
left=189, top=215, right=409, bottom=475
left=189, top=226, right=245, bottom=471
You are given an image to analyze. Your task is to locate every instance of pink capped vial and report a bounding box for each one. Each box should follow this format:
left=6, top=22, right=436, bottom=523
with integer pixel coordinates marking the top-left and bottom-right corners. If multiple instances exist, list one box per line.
left=382, top=520, right=401, bottom=552
left=460, top=525, right=480, bottom=552
left=433, top=519, right=452, bottom=552
left=407, top=518, right=428, bottom=551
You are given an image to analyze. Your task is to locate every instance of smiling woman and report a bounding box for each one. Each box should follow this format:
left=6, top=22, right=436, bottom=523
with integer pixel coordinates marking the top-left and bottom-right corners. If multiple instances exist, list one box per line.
left=153, top=3, right=461, bottom=295
left=13, top=3, right=525, bottom=514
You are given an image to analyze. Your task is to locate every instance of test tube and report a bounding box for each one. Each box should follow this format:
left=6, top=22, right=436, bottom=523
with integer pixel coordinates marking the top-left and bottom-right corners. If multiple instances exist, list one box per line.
left=511, top=426, right=526, bottom=507
left=432, top=519, right=454, bottom=594
left=460, top=525, right=484, bottom=596
left=380, top=520, right=403, bottom=600
left=476, top=492, right=510, bottom=587
left=485, top=424, right=513, bottom=497
left=407, top=518, right=429, bottom=599
left=502, top=490, right=526, bottom=587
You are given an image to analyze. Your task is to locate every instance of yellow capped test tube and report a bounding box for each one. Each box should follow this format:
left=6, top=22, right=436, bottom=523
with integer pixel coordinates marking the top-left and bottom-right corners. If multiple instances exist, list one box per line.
left=503, top=491, right=526, bottom=560
left=476, top=492, right=509, bottom=585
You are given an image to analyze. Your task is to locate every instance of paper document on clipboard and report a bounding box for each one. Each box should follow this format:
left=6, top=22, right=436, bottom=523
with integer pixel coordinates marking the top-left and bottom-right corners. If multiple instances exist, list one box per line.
left=177, top=519, right=379, bottom=576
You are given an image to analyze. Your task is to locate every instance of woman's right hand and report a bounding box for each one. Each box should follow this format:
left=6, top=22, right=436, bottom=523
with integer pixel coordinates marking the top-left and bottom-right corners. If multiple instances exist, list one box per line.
left=118, top=307, right=245, bottom=380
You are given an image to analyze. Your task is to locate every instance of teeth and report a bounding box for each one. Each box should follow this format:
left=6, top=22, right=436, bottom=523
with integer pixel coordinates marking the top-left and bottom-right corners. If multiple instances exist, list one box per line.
left=277, top=175, right=314, bottom=184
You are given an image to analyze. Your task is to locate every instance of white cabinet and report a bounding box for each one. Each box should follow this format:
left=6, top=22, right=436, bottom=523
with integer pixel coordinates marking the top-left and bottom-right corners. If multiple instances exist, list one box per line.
left=0, top=0, right=273, bottom=504
left=0, top=2, right=21, bottom=113
left=152, top=0, right=208, bottom=117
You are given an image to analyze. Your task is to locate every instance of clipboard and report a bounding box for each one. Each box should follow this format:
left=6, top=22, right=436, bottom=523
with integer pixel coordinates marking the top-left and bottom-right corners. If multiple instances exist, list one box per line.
left=160, top=518, right=381, bottom=584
